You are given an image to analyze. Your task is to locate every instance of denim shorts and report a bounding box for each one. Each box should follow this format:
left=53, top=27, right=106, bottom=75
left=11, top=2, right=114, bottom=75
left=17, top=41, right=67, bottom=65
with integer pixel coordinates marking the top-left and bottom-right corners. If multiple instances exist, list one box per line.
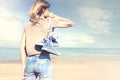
left=24, top=54, right=53, bottom=80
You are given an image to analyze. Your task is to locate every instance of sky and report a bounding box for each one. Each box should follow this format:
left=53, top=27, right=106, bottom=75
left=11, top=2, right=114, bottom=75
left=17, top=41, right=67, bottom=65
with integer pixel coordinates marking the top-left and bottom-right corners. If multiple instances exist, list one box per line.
left=0, top=0, right=120, bottom=48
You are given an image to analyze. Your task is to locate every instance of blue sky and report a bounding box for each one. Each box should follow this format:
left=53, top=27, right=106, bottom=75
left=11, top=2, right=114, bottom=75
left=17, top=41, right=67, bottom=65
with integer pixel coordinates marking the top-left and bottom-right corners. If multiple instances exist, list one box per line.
left=0, top=0, right=120, bottom=48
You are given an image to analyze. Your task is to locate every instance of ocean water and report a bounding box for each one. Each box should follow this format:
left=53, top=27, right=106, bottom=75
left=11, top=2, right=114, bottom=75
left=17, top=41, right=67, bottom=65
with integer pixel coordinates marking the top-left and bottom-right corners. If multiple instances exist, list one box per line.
left=0, top=48, right=20, bottom=62
left=57, top=47, right=120, bottom=57
left=0, top=47, right=120, bottom=61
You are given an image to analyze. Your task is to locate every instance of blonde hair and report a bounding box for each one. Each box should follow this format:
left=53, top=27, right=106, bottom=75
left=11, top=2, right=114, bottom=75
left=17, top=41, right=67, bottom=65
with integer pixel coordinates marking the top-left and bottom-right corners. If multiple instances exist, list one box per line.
left=29, top=0, right=50, bottom=23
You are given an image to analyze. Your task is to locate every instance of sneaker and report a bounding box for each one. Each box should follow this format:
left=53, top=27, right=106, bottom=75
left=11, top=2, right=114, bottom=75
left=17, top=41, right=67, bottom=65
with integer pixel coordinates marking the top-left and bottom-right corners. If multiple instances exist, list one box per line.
left=42, top=38, right=61, bottom=56
left=35, top=42, right=44, bottom=51
left=42, top=47, right=61, bottom=56
left=50, top=36, right=59, bottom=47
left=35, top=42, right=44, bottom=46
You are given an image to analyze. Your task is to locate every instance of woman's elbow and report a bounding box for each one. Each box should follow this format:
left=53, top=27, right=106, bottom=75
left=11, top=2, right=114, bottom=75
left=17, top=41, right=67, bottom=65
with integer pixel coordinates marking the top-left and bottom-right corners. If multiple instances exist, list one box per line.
left=68, top=21, right=74, bottom=27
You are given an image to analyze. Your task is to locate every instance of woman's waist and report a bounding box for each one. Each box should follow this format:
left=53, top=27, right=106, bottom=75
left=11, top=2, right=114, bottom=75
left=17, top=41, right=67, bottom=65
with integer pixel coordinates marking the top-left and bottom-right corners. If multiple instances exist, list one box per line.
left=26, top=48, right=50, bottom=58
left=26, top=53, right=50, bottom=60
left=25, top=47, right=41, bottom=56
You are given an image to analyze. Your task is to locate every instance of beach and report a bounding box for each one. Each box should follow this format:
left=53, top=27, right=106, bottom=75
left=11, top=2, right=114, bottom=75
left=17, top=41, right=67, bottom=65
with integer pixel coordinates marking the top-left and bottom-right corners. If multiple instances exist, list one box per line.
left=0, top=56, right=120, bottom=80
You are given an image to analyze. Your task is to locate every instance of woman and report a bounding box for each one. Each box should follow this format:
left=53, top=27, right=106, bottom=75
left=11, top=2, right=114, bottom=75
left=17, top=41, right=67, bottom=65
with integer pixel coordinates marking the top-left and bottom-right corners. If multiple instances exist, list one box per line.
left=20, top=0, right=74, bottom=80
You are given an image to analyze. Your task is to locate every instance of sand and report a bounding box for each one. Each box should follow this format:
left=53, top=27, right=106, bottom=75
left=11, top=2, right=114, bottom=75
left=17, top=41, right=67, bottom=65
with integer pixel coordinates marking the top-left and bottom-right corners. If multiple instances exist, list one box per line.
left=0, top=56, right=120, bottom=80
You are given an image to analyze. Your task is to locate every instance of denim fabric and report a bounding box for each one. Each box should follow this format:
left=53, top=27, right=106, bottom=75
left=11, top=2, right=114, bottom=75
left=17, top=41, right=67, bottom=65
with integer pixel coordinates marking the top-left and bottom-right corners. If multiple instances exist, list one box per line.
left=24, top=53, right=53, bottom=80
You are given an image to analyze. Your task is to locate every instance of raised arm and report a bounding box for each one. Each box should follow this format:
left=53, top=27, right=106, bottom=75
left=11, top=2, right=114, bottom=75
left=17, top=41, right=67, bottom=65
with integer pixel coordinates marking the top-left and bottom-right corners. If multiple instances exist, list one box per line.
left=20, top=31, right=26, bottom=73
left=49, top=12, right=74, bottom=28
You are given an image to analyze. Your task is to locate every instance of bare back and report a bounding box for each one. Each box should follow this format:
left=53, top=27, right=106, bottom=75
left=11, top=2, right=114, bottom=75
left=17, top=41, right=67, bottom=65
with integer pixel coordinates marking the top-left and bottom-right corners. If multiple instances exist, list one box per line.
left=24, top=18, right=50, bottom=55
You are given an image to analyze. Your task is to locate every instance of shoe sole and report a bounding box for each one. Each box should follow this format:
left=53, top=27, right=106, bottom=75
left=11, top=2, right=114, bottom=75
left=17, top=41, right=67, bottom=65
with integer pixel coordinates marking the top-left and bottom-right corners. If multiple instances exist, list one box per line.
left=42, top=47, right=61, bottom=56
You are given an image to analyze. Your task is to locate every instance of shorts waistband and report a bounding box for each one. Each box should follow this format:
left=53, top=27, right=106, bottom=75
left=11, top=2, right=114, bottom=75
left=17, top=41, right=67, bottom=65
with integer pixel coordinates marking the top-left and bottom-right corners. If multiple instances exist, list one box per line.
left=27, top=54, right=40, bottom=57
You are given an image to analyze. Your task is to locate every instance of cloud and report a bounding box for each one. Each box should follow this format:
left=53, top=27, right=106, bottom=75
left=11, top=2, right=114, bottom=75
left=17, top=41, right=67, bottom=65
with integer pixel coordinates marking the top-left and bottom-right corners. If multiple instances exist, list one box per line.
left=57, top=33, right=96, bottom=47
left=57, top=32, right=119, bottom=48
left=78, top=7, right=114, bottom=34
left=0, top=7, right=23, bottom=47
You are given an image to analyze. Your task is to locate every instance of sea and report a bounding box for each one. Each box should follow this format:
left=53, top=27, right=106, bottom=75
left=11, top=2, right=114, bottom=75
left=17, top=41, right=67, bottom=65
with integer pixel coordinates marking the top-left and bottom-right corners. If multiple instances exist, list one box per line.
left=0, top=47, right=120, bottom=62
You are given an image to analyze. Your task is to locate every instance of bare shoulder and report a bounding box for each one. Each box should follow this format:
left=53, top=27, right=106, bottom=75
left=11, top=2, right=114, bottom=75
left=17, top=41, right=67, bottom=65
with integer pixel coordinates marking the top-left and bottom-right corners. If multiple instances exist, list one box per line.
left=23, top=21, right=32, bottom=32
left=25, top=21, right=33, bottom=26
left=24, top=21, right=33, bottom=29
